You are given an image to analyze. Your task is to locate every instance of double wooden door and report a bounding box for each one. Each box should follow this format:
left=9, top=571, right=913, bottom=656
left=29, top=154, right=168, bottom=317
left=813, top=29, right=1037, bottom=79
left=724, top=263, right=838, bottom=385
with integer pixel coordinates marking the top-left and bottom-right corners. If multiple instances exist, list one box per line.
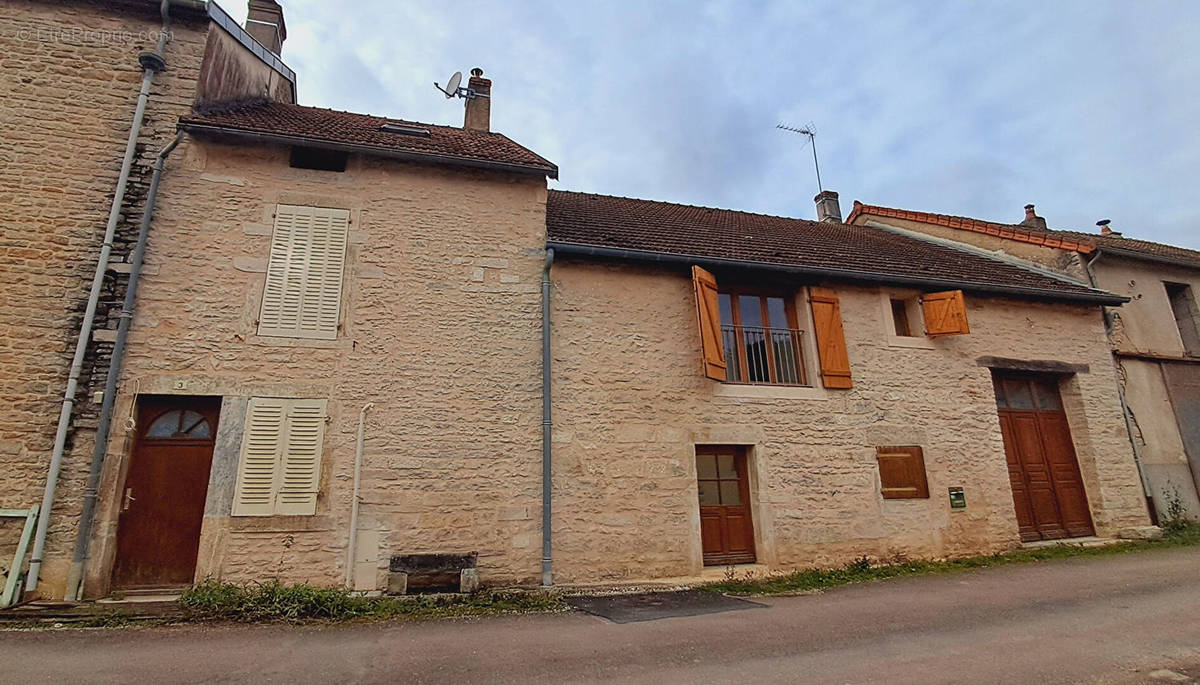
left=112, top=396, right=220, bottom=589
left=696, top=447, right=756, bottom=565
left=993, top=375, right=1094, bottom=542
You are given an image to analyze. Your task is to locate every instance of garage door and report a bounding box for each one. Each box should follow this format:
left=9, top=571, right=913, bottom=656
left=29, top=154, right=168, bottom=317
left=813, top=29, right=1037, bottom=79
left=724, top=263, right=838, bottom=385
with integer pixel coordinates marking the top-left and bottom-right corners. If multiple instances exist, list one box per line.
left=993, top=374, right=1095, bottom=542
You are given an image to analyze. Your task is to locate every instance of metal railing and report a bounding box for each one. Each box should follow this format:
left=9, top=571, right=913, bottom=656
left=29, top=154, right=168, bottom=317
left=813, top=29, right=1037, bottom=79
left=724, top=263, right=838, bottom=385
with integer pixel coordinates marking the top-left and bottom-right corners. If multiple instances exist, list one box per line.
left=721, top=325, right=808, bottom=386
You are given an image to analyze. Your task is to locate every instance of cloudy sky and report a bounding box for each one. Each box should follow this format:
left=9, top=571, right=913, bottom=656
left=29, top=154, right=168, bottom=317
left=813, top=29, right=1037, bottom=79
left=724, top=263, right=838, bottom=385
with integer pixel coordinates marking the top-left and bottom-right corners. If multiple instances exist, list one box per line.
left=228, top=1, right=1200, bottom=248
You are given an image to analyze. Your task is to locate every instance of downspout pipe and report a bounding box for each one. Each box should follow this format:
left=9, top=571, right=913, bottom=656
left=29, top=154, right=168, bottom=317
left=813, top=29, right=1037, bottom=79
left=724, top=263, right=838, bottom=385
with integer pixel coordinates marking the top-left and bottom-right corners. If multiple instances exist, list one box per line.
left=541, top=248, right=554, bottom=587
left=65, top=131, right=186, bottom=601
left=345, top=402, right=374, bottom=590
left=27, top=0, right=173, bottom=595
left=1085, top=250, right=1155, bottom=508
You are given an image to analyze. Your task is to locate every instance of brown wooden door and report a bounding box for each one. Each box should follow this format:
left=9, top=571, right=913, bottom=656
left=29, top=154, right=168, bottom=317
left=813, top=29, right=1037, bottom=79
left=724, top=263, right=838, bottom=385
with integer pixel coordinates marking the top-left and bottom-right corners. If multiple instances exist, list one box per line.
left=112, top=396, right=220, bottom=589
left=993, top=375, right=1094, bottom=542
left=696, top=447, right=756, bottom=565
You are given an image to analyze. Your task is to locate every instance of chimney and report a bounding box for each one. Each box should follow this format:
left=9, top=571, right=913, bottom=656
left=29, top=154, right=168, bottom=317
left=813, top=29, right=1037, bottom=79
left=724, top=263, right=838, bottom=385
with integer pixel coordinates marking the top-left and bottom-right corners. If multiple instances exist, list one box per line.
left=463, top=67, right=491, bottom=132
left=1020, top=203, right=1047, bottom=230
left=814, top=190, right=842, bottom=223
left=1097, top=219, right=1122, bottom=238
left=245, top=0, right=286, bottom=56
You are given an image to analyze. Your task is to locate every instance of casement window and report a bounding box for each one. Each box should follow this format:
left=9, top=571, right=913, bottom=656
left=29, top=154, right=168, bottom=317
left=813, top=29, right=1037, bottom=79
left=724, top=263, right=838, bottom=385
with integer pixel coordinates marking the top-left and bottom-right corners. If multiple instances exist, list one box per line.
left=1164, top=282, right=1200, bottom=355
left=258, top=205, right=350, bottom=340
left=692, top=266, right=852, bottom=389
left=887, top=290, right=971, bottom=339
left=876, top=446, right=930, bottom=499
left=717, top=289, right=807, bottom=386
left=890, top=298, right=913, bottom=337
left=231, top=398, right=328, bottom=516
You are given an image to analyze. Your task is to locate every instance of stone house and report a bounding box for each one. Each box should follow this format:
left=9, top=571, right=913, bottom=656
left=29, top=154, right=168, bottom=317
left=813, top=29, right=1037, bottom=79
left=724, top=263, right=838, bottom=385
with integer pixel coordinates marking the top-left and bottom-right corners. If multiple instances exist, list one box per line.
left=1, top=0, right=296, bottom=600
left=848, top=202, right=1200, bottom=523
left=3, top=1, right=1159, bottom=600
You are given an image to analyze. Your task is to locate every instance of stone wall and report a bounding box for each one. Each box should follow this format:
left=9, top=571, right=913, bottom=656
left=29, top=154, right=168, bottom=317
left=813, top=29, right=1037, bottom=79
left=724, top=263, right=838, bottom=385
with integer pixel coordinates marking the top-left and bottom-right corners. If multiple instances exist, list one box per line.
left=0, top=0, right=210, bottom=596
left=547, top=261, right=1150, bottom=582
left=82, top=139, right=549, bottom=596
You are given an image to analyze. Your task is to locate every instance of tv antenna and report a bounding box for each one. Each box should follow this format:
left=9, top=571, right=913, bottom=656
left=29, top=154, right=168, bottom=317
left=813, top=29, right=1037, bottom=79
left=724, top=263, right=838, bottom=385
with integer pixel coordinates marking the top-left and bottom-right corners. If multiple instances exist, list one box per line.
left=434, top=68, right=489, bottom=100
left=777, top=122, right=823, bottom=193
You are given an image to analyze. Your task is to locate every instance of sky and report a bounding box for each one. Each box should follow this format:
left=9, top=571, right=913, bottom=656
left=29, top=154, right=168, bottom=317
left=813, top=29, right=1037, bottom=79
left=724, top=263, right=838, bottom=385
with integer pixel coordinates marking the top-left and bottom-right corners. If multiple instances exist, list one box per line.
left=227, top=1, right=1200, bottom=249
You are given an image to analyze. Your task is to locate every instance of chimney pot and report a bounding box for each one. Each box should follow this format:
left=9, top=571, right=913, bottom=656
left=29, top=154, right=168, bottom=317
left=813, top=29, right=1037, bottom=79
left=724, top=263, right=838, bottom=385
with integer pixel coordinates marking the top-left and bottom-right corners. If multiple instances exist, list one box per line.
left=464, top=67, right=491, bottom=132
left=245, top=0, right=286, bottom=56
left=1020, top=203, right=1047, bottom=230
left=814, top=190, right=842, bottom=223
left=1097, top=219, right=1121, bottom=237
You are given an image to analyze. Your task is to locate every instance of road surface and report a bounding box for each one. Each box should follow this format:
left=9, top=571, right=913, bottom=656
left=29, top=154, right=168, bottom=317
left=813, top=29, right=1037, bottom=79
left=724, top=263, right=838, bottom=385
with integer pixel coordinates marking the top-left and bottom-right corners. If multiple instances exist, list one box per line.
left=2, top=545, right=1199, bottom=684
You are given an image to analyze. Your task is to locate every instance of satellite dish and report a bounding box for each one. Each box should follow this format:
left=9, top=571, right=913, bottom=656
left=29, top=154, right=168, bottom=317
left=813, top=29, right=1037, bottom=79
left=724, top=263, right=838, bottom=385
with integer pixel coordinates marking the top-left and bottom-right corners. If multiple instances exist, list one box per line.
left=435, top=71, right=462, bottom=99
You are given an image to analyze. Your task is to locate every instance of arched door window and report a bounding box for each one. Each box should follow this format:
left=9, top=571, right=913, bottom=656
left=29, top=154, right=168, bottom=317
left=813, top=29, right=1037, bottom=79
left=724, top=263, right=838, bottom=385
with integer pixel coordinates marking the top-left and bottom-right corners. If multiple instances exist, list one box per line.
left=144, top=409, right=213, bottom=440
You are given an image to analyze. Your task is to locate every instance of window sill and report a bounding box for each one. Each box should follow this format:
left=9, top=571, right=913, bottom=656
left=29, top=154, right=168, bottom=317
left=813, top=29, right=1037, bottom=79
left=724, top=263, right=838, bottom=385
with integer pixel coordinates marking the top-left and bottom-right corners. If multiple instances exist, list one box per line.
left=227, top=515, right=334, bottom=532
left=886, top=335, right=937, bottom=350
left=713, top=383, right=828, bottom=400
left=249, top=335, right=353, bottom=350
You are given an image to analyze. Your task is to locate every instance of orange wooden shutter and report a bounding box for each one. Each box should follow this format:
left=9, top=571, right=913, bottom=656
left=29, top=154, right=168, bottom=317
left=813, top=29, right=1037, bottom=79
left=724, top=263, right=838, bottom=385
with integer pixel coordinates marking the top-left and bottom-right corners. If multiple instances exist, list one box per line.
left=876, top=446, right=930, bottom=499
left=691, top=266, right=726, bottom=381
left=808, top=287, right=853, bottom=389
left=921, top=290, right=970, bottom=337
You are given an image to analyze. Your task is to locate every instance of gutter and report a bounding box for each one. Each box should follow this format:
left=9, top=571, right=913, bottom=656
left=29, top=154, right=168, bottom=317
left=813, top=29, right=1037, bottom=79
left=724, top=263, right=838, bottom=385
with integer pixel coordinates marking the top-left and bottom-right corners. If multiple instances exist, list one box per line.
left=541, top=248, right=555, bottom=587
left=27, top=0, right=174, bottom=596
left=64, top=132, right=187, bottom=601
left=547, top=242, right=1130, bottom=306
left=178, top=123, right=560, bottom=179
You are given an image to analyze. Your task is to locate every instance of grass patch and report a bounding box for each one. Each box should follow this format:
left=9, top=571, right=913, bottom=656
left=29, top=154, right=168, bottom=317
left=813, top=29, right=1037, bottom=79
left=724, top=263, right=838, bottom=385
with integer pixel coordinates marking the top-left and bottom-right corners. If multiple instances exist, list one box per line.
left=704, top=523, right=1200, bottom=596
left=178, top=579, right=566, bottom=624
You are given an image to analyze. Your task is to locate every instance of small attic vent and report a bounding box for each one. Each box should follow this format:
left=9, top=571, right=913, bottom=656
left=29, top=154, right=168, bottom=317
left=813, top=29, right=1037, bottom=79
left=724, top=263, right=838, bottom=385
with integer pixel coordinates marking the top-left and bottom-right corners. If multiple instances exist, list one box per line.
left=380, top=122, right=431, bottom=137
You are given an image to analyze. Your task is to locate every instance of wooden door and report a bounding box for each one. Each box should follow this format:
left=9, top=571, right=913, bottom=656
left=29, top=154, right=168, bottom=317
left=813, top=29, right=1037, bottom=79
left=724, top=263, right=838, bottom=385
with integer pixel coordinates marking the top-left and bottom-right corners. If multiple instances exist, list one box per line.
left=993, top=375, right=1094, bottom=541
left=696, top=447, right=756, bottom=565
left=112, top=396, right=220, bottom=589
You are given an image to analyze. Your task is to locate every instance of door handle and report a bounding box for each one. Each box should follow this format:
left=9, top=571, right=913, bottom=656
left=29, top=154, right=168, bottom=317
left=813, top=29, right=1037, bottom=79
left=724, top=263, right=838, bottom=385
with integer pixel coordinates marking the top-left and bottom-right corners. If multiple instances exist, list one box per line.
left=122, top=488, right=135, bottom=512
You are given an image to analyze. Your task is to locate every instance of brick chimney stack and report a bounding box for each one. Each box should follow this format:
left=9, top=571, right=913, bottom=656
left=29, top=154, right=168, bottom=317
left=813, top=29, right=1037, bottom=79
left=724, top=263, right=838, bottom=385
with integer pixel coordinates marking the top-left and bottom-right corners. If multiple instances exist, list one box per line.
left=246, top=0, right=286, bottom=56
left=1020, top=203, right=1047, bottom=230
left=814, top=190, right=842, bottom=223
left=464, top=68, right=491, bottom=132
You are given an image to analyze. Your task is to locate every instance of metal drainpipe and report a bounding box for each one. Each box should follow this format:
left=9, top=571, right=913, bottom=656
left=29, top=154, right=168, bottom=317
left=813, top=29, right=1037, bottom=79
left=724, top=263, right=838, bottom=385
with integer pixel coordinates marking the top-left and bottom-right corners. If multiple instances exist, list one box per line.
left=541, top=248, right=554, bottom=587
left=1085, top=250, right=1155, bottom=510
left=63, top=131, right=185, bottom=601
left=26, top=0, right=173, bottom=595
left=345, top=402, right=375, bottom=590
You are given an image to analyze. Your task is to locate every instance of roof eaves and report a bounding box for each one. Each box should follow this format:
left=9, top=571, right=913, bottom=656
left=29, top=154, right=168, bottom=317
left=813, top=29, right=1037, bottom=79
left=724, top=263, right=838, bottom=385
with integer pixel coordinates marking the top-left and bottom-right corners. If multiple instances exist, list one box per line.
left=547, top=241, right=1129, bottom=306
left=850, top=202, right=1098, bottom=254
left=178, top=122, right=559, bottom=178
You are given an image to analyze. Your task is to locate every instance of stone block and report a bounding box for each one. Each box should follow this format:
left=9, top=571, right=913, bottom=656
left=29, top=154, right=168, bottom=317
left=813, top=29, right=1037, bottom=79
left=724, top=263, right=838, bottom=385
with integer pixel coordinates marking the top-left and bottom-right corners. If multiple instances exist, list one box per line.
left=459, top=568, right=480, bottom=593
left=386, top=572, right=408, bottom=595
left=1116, top=526, right=1164, bottom=540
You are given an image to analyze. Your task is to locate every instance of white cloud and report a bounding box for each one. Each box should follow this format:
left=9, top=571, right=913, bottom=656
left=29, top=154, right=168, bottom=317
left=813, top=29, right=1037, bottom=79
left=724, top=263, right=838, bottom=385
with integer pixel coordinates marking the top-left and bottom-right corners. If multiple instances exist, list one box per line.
left=225, top=0, right=1200, bottom=247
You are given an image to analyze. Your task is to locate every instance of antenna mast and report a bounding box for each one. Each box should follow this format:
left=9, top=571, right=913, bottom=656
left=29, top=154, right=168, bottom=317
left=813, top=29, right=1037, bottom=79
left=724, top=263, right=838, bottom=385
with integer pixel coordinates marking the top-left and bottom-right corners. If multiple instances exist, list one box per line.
left=777, top=123, right=823, bottom=193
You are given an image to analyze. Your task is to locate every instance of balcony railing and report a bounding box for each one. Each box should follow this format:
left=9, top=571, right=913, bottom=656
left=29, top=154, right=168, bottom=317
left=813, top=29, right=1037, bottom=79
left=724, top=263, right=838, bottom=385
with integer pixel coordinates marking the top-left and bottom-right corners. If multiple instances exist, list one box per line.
left=721, top=325, right=808, bottom=386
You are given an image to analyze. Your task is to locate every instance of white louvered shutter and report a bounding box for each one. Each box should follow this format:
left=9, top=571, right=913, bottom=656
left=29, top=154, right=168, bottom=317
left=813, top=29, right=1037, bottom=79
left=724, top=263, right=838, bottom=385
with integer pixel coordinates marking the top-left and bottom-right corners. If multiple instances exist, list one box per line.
left=275, top=399, right=327, bottom=515
left=258, top=205, right=350, bottom=340
left=232, top=398, right=287, bottom=516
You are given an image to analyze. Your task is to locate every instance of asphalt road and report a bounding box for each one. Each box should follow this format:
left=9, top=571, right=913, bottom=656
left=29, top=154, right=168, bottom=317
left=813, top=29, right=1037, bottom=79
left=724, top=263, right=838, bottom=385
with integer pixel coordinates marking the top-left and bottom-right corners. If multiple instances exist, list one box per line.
left=3, top=546, right=1199, bottom=684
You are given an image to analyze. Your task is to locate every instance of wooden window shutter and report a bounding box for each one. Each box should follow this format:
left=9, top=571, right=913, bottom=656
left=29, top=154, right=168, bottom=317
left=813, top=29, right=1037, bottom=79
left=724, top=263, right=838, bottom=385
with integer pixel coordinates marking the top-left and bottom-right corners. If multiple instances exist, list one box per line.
left=258, top=205, right=350, bottom=340
left=691, top=266, right=726, bottom=381
left=921, top=289, right=970, bottom=337
left=232, top=398, right=287, bottom=516
left=232, top=398, right=327, bottom=516
left=275, top=399, right=327, bottom=516
left=876, top=446, right=930, bottom=499
left=808, top=287, right=853, bottom=389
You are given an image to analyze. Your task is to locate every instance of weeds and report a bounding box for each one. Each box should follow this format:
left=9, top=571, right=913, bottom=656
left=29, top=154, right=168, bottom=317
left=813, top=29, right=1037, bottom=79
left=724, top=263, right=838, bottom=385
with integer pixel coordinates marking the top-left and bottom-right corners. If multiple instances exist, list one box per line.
left=704, top=523, right=1200, bottom=596
left=178, top=579, right=566, bottom=623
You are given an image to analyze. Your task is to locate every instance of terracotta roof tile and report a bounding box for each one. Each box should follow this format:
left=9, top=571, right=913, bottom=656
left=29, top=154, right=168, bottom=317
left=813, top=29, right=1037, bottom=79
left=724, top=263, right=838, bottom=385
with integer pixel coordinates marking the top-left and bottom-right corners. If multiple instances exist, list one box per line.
left=849, top=202, right=1200, bottom=268
left=546, top=191, right=1119, bottom=303
left=180, top=100, right=557, bottom=177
